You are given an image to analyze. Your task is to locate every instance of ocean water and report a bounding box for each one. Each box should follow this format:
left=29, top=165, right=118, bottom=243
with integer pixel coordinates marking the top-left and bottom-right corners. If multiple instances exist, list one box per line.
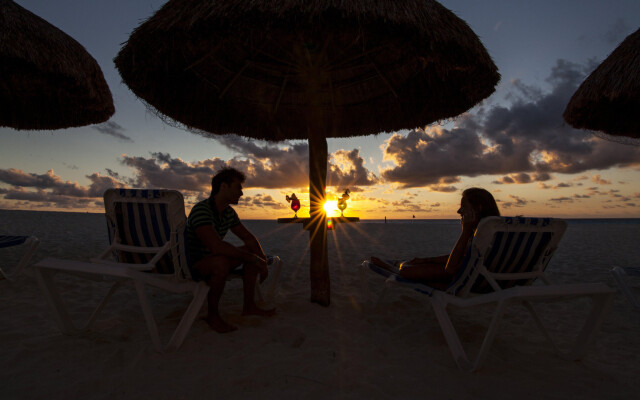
left=2, top=210, right=640, bottom=284
left=360, top=218, right=640, bottom=225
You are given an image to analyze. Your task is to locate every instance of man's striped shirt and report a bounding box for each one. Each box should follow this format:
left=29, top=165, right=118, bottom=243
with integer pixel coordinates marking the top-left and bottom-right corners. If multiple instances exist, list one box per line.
left=186, top=198, right=240, bottom=266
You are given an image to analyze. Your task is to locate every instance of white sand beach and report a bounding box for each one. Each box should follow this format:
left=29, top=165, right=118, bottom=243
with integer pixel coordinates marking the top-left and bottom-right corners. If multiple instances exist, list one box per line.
left=1, top=210, right=640, bottom=399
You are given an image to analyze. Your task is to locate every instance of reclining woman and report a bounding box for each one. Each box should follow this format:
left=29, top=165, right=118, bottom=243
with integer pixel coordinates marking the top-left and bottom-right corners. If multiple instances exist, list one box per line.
left=371, top=188, right=500, bottom=289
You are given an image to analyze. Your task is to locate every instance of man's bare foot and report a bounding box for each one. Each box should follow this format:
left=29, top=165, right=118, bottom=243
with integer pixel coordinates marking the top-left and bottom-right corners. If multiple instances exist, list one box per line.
left=242, top=305, right=276, bottom=317
left=203, top=315, right=238, bottom=333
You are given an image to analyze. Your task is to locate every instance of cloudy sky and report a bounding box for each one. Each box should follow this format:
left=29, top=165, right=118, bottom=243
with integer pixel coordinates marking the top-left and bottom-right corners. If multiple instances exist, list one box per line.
left=1, top=0, right=640, bottom=219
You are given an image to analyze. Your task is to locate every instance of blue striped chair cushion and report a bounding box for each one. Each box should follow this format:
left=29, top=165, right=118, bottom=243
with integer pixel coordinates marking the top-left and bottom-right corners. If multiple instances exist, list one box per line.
left=116, top=188, right=164, bottom=199
left=0, top=235, right=29, bottom=249
left=621, top=267, right=640, bottom=277
left=367, top=261, right=437, bottom=296
left=447, top=217, right=555, bottom=295
left=109, top=191, right=176, bottom=275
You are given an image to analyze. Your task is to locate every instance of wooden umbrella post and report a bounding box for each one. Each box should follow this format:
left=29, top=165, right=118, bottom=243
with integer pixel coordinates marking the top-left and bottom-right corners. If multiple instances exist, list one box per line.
left=303, top=39, right=332, bottom=306
left=308, top=133, right=329, bottom=306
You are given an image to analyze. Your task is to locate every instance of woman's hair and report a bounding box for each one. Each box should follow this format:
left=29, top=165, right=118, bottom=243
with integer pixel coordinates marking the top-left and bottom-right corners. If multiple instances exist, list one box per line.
left=462, top=188, right=500, bottom=219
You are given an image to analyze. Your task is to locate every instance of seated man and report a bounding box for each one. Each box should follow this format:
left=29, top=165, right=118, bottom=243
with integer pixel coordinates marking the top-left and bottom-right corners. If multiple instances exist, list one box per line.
left=186, top=167, right=275, bottom=333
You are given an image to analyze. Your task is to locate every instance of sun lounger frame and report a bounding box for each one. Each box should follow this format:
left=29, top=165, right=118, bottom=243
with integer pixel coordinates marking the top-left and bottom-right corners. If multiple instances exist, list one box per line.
left=33, top=189, right=281, bottom=351
left=361, top=216, right=615, bottom=371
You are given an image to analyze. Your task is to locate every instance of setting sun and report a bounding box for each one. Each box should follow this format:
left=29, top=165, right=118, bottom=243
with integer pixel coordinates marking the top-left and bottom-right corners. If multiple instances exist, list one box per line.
left=323, top=201, right=337, bottom=215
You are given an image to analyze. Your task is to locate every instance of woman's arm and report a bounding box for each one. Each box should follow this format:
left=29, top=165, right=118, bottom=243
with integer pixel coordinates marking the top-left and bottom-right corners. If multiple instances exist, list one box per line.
left=444, top=208, right=479, bottom=275
left=443, top=229, right=474, bottom=275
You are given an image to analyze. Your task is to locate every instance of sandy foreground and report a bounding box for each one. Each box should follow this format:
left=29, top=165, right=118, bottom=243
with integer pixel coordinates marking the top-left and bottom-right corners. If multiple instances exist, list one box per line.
left=1, top=211, right=640, bottom=399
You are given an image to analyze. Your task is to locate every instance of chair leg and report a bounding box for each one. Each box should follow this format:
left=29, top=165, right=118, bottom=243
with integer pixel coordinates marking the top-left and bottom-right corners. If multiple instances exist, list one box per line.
left=134, top=280, right=211, bottom=352
left=430, top=295, right=512, bottom=371
left=566, top=292, right=614, bottom=360
left=523, top=293, right=614, bottom=361
left=430, top=295, right=474, bottom=371
left=85, top=282, right=123, bottom=330
left=473, top=300, right=507, bottom=370
left=167, top=282, right=209, bottom=351
left=34, top=268, right=79, bottom=334
left=34, top=267, right=120, bottom=334
left=523, top=301, right=563, bottom=354
left=133, top=280, right=163, bottom=352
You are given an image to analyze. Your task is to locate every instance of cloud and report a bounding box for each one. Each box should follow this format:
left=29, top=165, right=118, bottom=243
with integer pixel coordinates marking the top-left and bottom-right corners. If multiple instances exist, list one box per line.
left=0, top=168, right=60, bottom=189
left=63, top=163, right=79, bottom=170
left=0, top=168, right=122, bottom=198
left=390, top=199, right=429, bottom=212
left=380, top=59, right=640, bottom=188
left=0, top=169, right=124, bottom=209
left=367, top=197, right=391, bottom=205
left=118, top=152, right=220, bottom=193
left=381, top=125, right=495, bottom=188
left=113, top=140, right=378, bottom=197
left=493, top=172, right=551, bottom=184
left=539, top=180, right=576, bottom=190
left=0, top=187, right=98, bottom=208
left=239, top=193, right=286, bottom=209
left=592, top=175, right=612, bottom=185
left=328, top=149, right=378, bottom=188
left=499, top=194, right=528, bottom=209
left=427, top=184, right=458, bottom=193
left=92, top=121, right=133, bottom=142
left=214, top=135, right=377, bottom=189
left=549, top=196, right=573, bottom=203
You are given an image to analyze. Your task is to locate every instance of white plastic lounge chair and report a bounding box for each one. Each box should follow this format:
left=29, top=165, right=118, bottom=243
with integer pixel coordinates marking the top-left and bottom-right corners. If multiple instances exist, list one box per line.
left=610, top=266, right=640, bottom=311
left=361, top=216, right=615, bottom=371
left=33, top=189, right=282, bottom=351
left=0, top=235, right=39, bottom=280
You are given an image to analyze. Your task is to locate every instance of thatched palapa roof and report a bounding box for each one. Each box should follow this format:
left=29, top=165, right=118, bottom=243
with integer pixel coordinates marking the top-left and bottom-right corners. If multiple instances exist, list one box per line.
left=0, top=0, right=114, bottom=130
left=564, top=27, right=640, bottom=139
left=115, top=0, right=500, bottom=141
